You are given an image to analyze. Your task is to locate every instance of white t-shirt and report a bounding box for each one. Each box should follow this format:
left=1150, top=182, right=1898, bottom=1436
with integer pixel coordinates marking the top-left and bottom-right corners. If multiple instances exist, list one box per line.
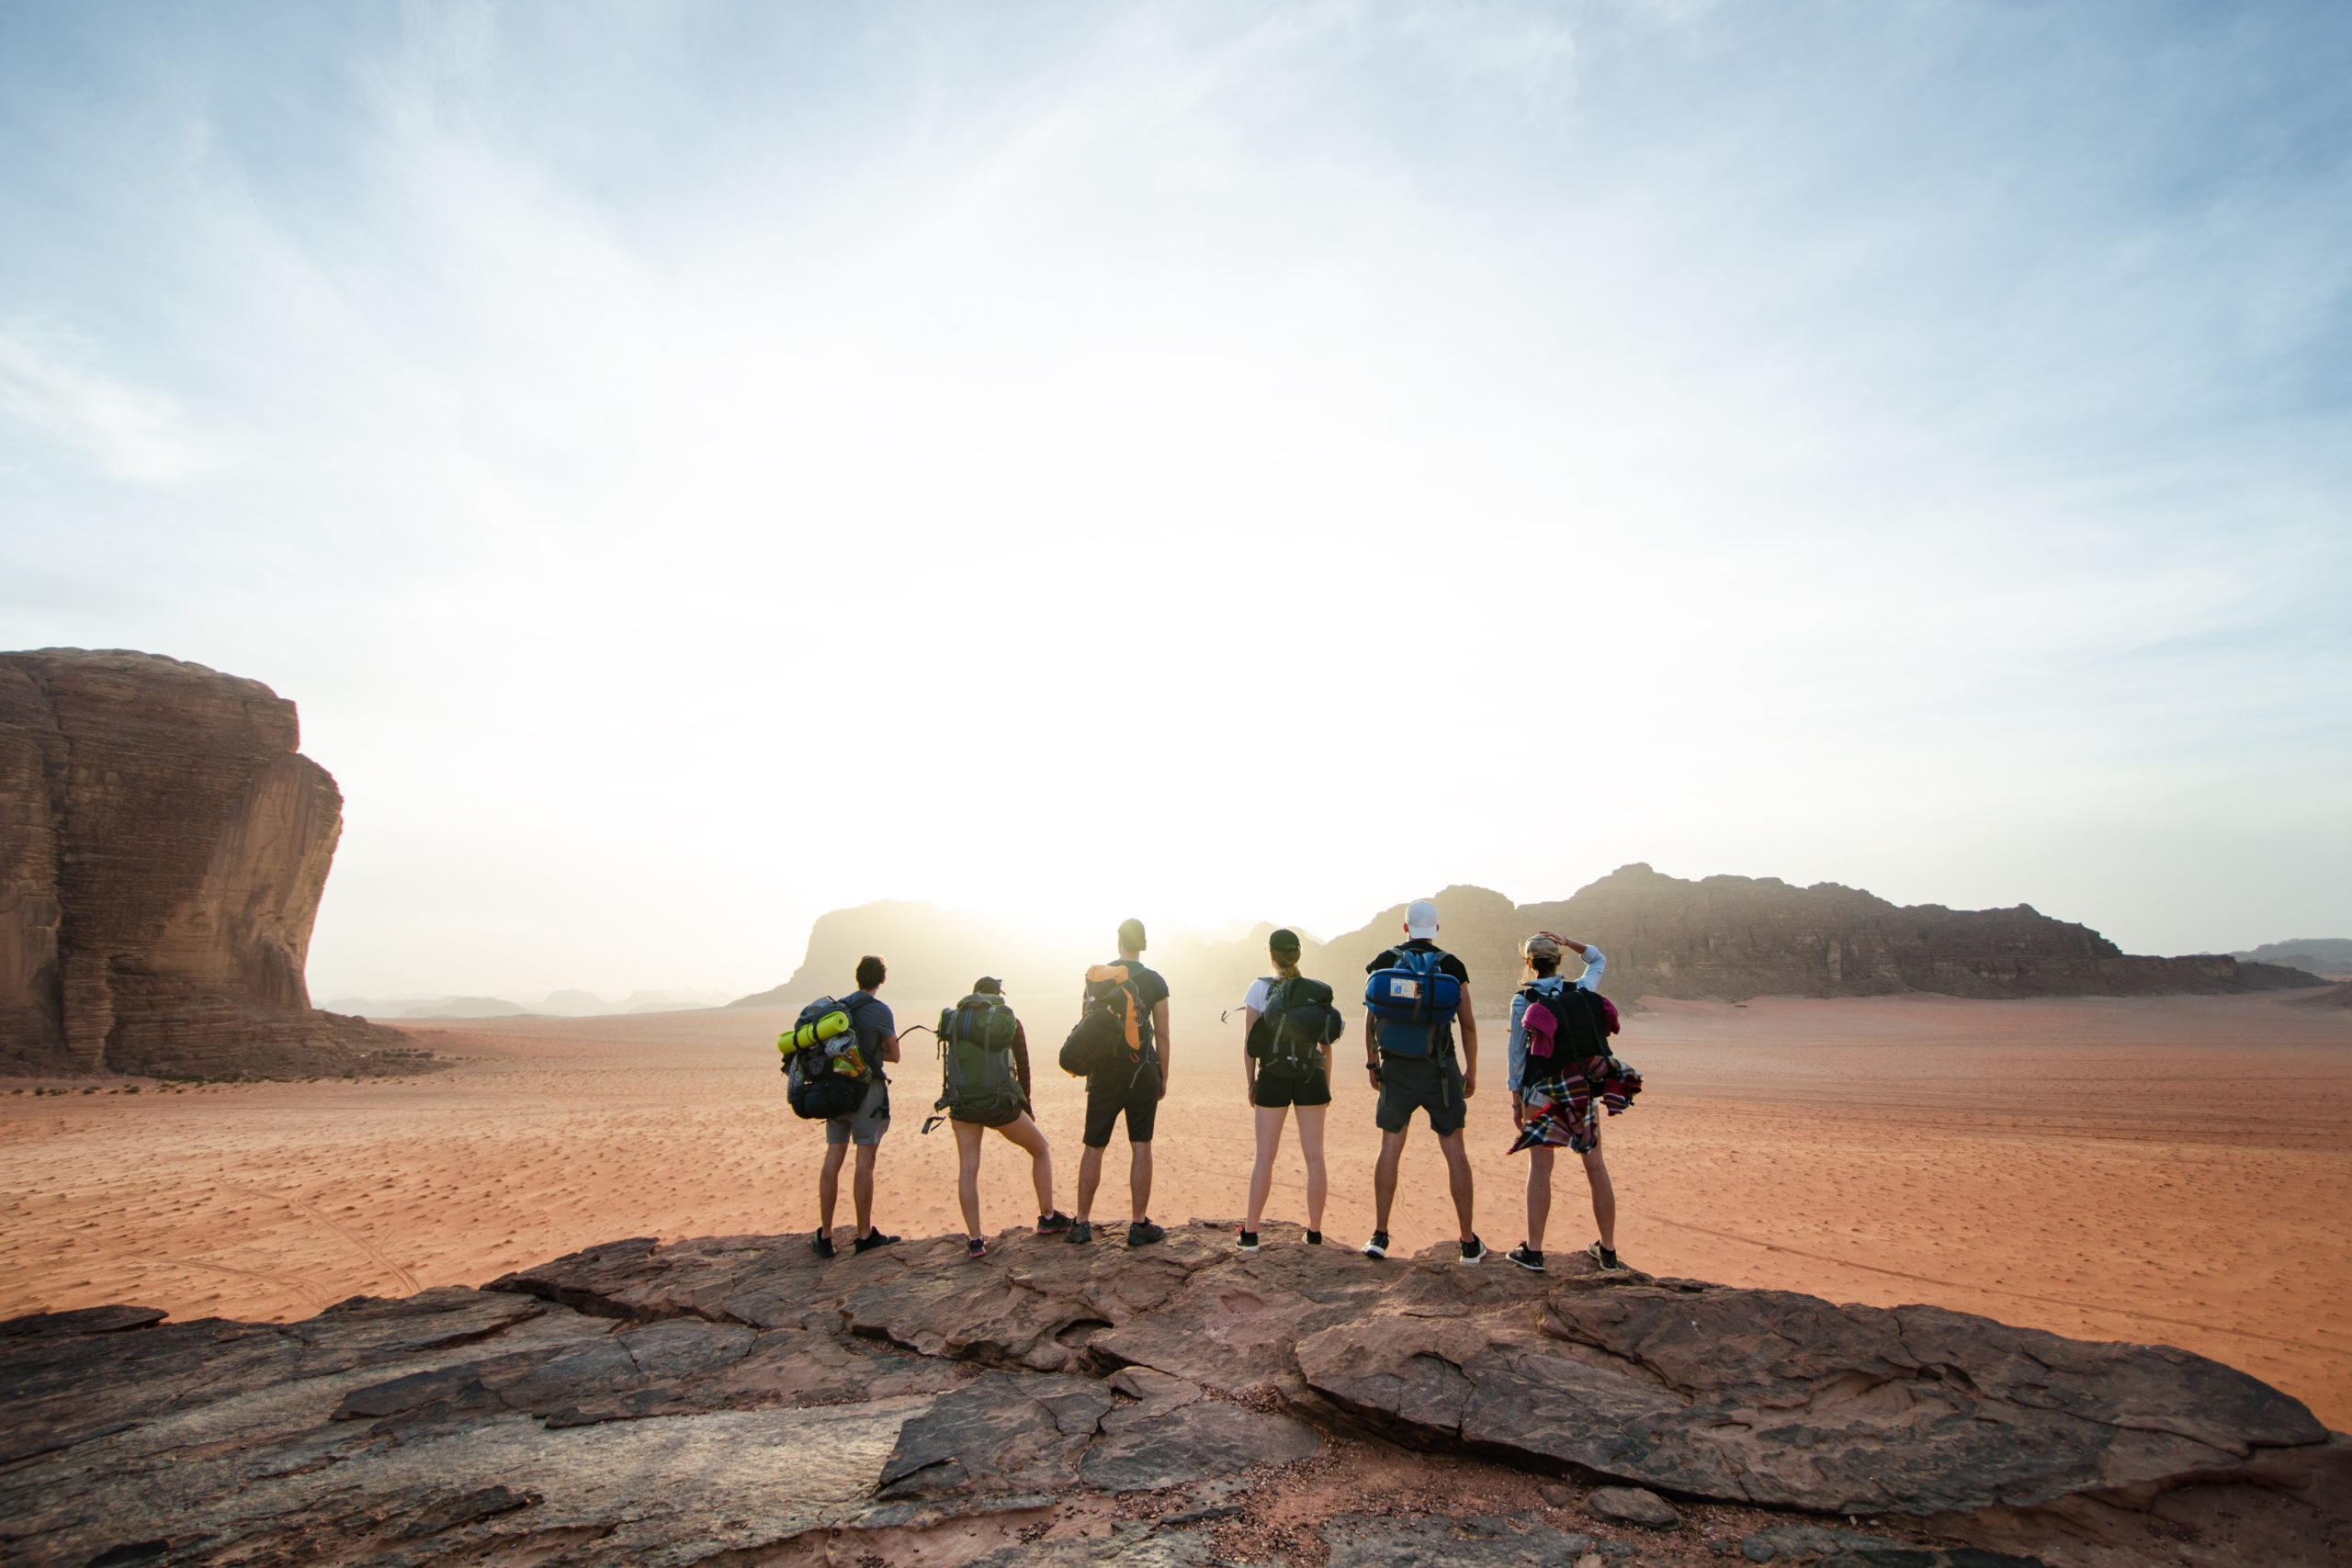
left=1242, top=977, right=1275, bottom=1015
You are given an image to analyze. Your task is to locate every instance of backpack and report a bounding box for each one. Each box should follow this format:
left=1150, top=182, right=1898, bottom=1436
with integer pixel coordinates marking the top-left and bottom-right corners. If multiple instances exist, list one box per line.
left=783, top=992, right=874, bottom=1120
left=1363, top=948, right=1461, bottom=1060
left=1248, top=976, right=1343, bottom=1084
left=1061, top=964, right=1146, bottom=1077
left=935, top=992, right=1027, bottom=1124
left=1520, top=981, right=1613, bottom=1077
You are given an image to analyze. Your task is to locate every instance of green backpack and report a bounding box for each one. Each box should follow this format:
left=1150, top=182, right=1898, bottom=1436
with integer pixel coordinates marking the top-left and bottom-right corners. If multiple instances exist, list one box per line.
left=934, top=992, right=1027, bottom=1124
left=1248, top=976, right=1342, bottom=1085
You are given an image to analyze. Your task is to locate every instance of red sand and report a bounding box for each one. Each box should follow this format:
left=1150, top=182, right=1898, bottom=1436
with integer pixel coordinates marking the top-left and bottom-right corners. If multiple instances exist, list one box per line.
left=3, top=991, right=2345, bottom=1427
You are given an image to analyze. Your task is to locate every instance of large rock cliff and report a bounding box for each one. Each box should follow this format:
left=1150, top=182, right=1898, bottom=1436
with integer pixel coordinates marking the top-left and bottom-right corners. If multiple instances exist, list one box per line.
left=0, top=649, right=418, bottom=1077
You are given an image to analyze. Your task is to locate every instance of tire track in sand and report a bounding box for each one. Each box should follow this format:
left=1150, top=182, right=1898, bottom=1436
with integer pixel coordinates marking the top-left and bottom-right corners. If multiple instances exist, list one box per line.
left=224, top=1183, right=422, bottom=1294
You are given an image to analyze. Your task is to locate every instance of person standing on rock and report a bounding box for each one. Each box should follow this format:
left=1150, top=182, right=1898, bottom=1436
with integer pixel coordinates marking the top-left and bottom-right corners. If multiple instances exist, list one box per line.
left=1362, top=899, right=1484, bottom=1263
left=1071, top=918, right=1172, bottom=1248
left=1238, top=928, right=1330, bottom=1251
left=813, top=955, right=900, bottom=1258
left=1504, top=932, right=1635, bottom=1274
left=948, top=976, right=1072, bottom=1259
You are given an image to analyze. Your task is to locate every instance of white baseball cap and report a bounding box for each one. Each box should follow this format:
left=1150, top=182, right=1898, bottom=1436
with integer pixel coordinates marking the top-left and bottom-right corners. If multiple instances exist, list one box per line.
left=1405, top=899, right=1440, bottom=939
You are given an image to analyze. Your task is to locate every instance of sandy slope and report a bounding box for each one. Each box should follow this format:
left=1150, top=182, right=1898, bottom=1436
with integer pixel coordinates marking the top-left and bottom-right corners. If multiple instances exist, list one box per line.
left=3, top=991, right=2346, bottom=1428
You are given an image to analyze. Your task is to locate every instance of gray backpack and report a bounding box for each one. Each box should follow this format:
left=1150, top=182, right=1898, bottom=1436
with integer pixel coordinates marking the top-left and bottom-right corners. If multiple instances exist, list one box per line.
left=935, top=992, right=1026, bottom=1123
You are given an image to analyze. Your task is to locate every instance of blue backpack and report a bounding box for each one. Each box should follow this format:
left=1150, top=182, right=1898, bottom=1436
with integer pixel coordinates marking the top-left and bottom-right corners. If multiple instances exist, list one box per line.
left=1363, top=948, right=1462, bottom=1059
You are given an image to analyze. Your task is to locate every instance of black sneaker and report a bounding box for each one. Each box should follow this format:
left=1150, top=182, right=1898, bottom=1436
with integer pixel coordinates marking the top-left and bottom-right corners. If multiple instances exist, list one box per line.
left=854, top=1230, right=899, bottom=1254
left=1306, top=1230, right=1323, bottom=1246
left=1588, top=1241, right=1624, bottom=1273
left=1508, top=1244, right=1545, bottom=1272
left=1460, top=1235, right=1487, bottom=1265
left=809, top=1231, right=836, bottom=1259
left=1361, top=1231, right=1389, bottom=1259
left=966, top=1235, right=988, bottom=1260
left=1126, top=1219, right=1167, bottom=1247
left=1237, top=1229, right=1261, bottom=1253
left=1036, top=1211, right=1073, bottom=1235
left=1067, top=1219, right=1092, bottom=1245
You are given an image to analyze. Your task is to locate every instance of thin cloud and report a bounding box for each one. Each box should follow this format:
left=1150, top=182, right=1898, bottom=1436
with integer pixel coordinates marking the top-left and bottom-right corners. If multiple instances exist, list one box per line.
left=0, top=324, right=227, bottom=485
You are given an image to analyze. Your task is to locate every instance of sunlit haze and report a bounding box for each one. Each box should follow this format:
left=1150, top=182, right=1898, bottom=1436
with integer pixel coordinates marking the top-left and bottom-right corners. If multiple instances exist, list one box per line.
left=5, top=2, right=2347, bottom=1002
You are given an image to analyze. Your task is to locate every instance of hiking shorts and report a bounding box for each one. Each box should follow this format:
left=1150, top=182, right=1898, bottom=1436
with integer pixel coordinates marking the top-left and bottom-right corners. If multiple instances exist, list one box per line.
left=824, top=1077, right=891, bottom=1146
left=950, top=1100, right=1026, bottom=1130
left=1251, top=1064, right=1331, bottom=1109
left=1083, top=1064, right=1161, bottom=1146
left=1374, top=1052, right=1464, bottom=1136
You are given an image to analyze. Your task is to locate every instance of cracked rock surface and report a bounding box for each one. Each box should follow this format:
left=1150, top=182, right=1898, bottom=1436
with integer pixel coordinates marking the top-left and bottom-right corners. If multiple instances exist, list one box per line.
left=0, top=1221, right=2337, bottom=1568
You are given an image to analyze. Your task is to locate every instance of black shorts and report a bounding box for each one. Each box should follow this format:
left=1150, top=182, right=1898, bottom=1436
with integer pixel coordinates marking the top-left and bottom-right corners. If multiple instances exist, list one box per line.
left=1374, top=1052, right=1464, bottom=1136
left=1083, top=1063, right=1161, bottom=1146
left=1251, top=1064, right=1331, bottom=1108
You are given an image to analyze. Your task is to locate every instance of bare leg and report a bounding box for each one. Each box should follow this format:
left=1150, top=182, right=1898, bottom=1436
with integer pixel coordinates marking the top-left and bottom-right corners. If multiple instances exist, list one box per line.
left=1582, top=1142, right=1616, bottom=1250
left=1525, top=1145, right=1555, bottom=1250
left=1077, top=1144, right=1104, bottom=1222
left=1438, top=1130, right=1476, bottom=1242
left=853, top=1144, right=877, bottom=1237
left=1129, top=1141, right=1153, bottom=1222
left=1247, top=1106, right=1286, bottom=1230
left=1295, top=1103, right=1329, bottom=1232
left=995, top=1113, right=1057, bottom=1217
left=1373, top=1128, right=1408, bottom=1234
left=953, top=1120, right=985, bottom=1237
left=819, top=1141, right=847, bottom=1235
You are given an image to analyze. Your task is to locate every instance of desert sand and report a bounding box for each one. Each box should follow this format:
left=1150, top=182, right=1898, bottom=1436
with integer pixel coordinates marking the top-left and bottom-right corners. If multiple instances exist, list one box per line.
left=4, top=990, right=2346, bottom=1428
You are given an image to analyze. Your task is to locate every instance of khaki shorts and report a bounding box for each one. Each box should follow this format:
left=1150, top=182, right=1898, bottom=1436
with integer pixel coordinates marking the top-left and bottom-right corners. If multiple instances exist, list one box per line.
left=824, top=1076, right=890, bottom=1145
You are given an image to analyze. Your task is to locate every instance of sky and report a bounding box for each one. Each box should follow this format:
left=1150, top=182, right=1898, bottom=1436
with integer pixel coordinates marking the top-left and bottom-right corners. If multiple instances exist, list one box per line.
left=3, top=1, right=2347, bottom=1002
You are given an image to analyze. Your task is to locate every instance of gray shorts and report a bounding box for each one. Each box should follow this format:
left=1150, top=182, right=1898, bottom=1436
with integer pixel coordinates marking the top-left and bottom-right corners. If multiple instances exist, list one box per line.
left=824, top=1076, right=891, bottom=1145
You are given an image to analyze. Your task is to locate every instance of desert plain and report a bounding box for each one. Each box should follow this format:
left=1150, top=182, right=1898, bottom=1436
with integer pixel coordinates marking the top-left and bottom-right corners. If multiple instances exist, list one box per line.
left=4, top=988, right=2346, bottom=1431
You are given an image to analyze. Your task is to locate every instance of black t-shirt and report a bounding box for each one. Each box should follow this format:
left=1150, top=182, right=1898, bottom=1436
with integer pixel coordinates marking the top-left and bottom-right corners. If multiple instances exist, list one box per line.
left=1365, top=941, right=1470, bottom=986
left=1084, top=959, right=1170, bottom=1086
left=1365, top=941, right=1467, bottom=1055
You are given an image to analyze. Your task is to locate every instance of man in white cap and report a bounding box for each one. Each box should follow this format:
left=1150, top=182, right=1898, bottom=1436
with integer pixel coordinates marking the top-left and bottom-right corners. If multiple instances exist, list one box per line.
left=1360, top=897, right=1484, bottom=1262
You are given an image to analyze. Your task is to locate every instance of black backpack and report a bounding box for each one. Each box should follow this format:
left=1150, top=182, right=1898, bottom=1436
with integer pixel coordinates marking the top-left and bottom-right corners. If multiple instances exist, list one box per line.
left=785, top=992, right=874, bottom=1120
left=1061, top=964, right=1148, bottom=1078
left=1248, top=976, right=1343, bottom=1084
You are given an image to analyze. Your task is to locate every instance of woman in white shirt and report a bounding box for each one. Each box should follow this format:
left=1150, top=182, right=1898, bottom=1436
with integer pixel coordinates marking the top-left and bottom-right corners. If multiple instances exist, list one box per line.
left=1236, top=928, right=1329, bottom=1252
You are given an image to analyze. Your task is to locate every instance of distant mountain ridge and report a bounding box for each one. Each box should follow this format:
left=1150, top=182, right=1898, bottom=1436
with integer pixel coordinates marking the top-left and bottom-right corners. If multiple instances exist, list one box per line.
left=2231, top=938, right=2352, bottom=980
left=731, top=864, right=2329, bottom=1012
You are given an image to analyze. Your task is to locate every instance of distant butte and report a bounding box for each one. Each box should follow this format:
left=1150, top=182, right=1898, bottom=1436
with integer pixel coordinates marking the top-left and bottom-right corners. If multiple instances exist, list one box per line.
left=731, top=866, right=2331, bottom=1012
left=0, top=649, right=423, bottom=1078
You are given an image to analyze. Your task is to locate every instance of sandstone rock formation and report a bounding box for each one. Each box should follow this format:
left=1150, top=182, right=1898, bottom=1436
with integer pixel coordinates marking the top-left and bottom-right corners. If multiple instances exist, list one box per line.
left=0, top=649, right=418, bottom=1077
left=2233, top=937, right=2352, bottom=979
left=5, top=1224, right=2342, bottom=1568
left=1320, top=867, right=2330, bottom=1001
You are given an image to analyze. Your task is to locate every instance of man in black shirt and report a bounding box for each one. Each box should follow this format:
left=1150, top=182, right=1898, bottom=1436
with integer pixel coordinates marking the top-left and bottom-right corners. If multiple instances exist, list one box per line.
left=1072, top=918, right=1172, bottom=1247
left=1361, top=898, right=1484, bottom=1263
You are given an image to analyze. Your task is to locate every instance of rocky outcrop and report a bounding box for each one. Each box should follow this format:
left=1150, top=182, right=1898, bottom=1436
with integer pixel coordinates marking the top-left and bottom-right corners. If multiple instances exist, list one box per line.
left=0, top=649, right=418, bottom=1077
left=2233, top=937, right=2352, bottom=979
left=5, top=1224, right=2341, bottom=1568
left=1320, top=868, right=2331, bottom=1001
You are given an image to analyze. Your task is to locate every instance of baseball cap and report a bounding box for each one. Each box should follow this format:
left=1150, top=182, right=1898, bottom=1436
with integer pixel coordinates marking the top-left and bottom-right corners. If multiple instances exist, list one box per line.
left=973, top=976, right=1002, bottom=995
left=1117, top=918, right=1148, bottom=952
left=1405, top=899, right=1439, bottom=940
left=1268, top=927, right=1302, bottom=956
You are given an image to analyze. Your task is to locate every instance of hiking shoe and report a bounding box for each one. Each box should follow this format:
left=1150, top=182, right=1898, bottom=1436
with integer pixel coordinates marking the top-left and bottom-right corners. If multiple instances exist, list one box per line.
left=1126, top=1219, right=1167, bottom=1248
left=1460, top=1235, right=1488, bottom=1265
left=1067, top=1219, right=1092, bottom=1245
left=1587, top=1241, right=1624, bottom=1273
left=1237, top=1229, right=1261, bottom=1253
left=1306, top=1230, right=1323, bottom=1246
left=854, top=1230, right=899, bottom=1255
left=1036, top=1210, right=1073, bottom=1235
left=966, top=1235, right=988, bottom=1261
left=809, top=1231, right=836, bottom=1259
left=1361, top=1231, right=1390, bottom=1259
left=1508, top=1244, right=1545, bottom=1273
